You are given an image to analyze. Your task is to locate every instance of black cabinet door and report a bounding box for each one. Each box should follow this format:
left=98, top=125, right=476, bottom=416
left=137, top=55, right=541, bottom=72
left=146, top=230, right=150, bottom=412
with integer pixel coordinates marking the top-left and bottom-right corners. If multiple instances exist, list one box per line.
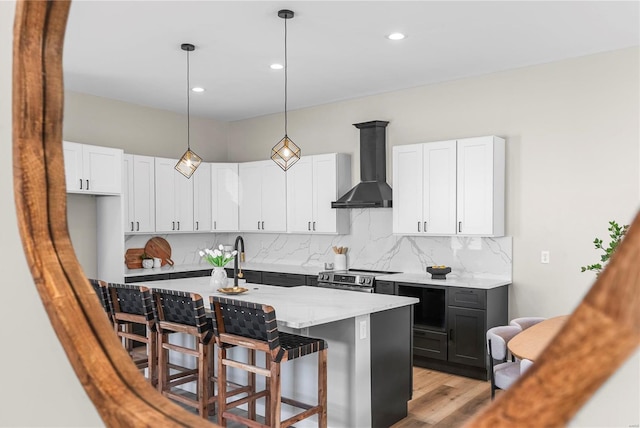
left=447, top=306, right=486, bottom=367
left=375, top=280, right=396, bottom=295
left=262, top=271, right=306, bottom=287
left=306, top=275, right=319, bottom=286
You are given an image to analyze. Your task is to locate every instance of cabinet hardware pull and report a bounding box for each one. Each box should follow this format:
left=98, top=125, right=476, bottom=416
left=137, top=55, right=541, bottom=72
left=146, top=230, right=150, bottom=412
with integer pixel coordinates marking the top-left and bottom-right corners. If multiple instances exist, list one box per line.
left=177, top=221, right=180, bottom=230
left=257, top=221, right=260, bottom=230
left=130, top=222, right=134, bottom=232
left=195, top=221, right=198, bottom=230
left=424, top=221, right=427, bottom=232
left=261, top=221, right=264, bottom=230
left=417, top=221, right=421, bottom=232
left=172, top=221, right=175, bottom=231
left=86, top=179, right=89, bottom=190
left=214, top=221, right=216, bottom=230
left=313, top=221, right=316, bottom=231
left=458, top=221, right=462, bottom=233
left=136, top=222, right=139, bottom=231
left=79, top=179, right=83, bottom=190
left=308, top=221, right=311, bottom=231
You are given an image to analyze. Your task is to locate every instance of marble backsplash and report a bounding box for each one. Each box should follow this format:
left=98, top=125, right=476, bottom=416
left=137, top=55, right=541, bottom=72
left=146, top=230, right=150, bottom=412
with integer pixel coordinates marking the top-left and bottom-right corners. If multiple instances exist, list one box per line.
left=125, top=209, right=512, bottom=279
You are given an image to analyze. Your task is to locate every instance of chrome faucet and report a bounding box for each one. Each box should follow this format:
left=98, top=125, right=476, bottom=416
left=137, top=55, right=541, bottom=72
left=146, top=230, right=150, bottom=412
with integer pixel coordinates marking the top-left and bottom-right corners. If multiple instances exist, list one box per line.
left=233, top=235, right=245, bottom=286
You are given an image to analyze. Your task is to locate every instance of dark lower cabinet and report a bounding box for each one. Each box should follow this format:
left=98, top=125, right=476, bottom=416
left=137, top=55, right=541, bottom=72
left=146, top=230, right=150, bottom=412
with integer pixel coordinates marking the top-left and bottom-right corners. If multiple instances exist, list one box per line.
left=261, top=271, right=306, bottom=287
left=394, top=282, right=509, bottom=380
left=306, top=275, right=318, bottom=286
left=226, top=268, right=262, bottom=284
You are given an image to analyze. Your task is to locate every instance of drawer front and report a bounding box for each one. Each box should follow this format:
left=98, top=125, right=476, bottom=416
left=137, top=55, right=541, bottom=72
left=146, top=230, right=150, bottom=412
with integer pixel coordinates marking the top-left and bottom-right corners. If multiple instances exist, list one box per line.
left=262, top=271, right=306, bottom=287
left=413, top=328, right=447, bottom=361
left=447, top=288, right=486, bottom=309
left=375, top=280, right=396, bottom=295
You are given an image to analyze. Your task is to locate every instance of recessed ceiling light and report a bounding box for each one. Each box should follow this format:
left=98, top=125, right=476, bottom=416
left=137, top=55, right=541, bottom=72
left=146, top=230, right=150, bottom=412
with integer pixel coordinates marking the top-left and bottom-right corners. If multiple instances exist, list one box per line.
left=387, top=32, right=406, bottom=41
left=191, top=87, right=205, bottom=93
left=270, top=63, right=284, bottom=70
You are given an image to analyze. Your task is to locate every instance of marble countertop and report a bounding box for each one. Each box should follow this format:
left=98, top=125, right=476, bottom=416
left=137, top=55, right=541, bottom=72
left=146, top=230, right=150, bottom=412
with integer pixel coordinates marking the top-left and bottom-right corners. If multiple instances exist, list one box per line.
left=136, top=277, right=418, bottom=329
left=125, top=262, right=324, bottom=277
left=376, top=273, right=511, bottom=289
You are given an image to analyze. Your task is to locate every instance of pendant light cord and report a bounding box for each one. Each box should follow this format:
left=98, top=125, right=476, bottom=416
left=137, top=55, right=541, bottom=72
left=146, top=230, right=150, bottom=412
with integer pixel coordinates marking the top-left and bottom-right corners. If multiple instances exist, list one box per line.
left=284, top=15, right=288, bottom=136
left=186, top=48, right=191, bottom=150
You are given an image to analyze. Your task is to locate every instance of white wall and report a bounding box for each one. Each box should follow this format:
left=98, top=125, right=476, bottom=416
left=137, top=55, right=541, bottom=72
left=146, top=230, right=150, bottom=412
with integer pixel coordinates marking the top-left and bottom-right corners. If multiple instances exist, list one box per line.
left=0, top=2, right=102, bottom=426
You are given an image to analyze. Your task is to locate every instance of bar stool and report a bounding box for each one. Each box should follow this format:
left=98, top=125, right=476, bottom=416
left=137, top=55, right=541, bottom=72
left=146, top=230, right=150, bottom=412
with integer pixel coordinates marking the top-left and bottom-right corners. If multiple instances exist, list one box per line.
left=107, top=282, right=158, bottom=386
left=153, top=289, right=252, bottom=420
left=210, top=296, right=327, bottom=428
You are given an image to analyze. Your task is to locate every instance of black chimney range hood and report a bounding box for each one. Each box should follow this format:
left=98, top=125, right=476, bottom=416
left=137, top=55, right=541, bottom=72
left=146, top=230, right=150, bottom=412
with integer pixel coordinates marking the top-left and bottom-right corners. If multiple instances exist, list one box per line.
left=332, top=120, right=392, bottom=209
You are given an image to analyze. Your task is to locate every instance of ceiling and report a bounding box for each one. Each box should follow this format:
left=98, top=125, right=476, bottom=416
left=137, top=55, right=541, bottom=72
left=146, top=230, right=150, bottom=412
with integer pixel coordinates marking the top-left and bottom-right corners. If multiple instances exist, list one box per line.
left=63, top=1, right=639, bottom=122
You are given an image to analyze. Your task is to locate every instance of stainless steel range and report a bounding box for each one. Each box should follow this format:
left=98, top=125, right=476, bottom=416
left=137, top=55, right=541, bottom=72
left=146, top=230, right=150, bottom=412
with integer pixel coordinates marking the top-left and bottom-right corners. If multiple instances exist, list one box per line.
left=316, top=269, right=399, bottom=293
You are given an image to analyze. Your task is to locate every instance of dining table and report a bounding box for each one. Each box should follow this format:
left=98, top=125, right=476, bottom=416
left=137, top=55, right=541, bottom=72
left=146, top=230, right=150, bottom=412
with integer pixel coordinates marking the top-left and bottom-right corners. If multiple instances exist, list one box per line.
left=508, top=315, right=569, bottom=361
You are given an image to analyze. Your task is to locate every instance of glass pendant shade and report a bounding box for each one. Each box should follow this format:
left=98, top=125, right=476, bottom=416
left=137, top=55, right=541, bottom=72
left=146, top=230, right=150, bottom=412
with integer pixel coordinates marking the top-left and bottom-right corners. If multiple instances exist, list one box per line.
left=175, top=149, right=202, bottom=178
left=271, top=135, right=301, bottom=171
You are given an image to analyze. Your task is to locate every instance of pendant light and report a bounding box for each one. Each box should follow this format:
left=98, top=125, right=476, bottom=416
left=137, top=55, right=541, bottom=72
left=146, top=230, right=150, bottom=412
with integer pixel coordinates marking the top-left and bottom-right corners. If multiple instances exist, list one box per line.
left=271, top=9, right=301, bottom=171
left=175, top=43, right=202, bottom=179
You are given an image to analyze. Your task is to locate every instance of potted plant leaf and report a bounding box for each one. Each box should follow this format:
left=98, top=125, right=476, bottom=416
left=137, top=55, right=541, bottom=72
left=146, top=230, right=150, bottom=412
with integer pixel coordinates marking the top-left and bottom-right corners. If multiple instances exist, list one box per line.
left=581, top=220, right=629, bottom=275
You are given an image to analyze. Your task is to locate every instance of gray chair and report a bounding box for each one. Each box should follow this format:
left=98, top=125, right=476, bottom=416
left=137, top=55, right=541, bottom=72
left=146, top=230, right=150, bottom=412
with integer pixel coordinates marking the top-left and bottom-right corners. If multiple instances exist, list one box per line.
left=487, top=325, right=523, bottom=399
left=520, top=358, right=534, bottom=374
left=510, top=317, right=546, bottom=331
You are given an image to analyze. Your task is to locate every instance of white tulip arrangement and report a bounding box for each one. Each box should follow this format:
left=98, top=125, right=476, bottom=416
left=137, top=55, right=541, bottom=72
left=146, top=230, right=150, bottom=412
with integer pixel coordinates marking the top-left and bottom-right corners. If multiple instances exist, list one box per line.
left=199, top=245, right=237, bottom=267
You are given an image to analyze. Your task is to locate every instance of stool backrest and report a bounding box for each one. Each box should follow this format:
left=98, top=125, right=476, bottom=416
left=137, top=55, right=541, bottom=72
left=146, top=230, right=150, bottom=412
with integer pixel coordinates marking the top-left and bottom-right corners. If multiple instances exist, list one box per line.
left=210, top=296, right=284, bottom=362
left=107, top=283, right=156, bottom=331
left=89, top=278, right=112, bottom=318
left=152, top=289, right=212, bottom=341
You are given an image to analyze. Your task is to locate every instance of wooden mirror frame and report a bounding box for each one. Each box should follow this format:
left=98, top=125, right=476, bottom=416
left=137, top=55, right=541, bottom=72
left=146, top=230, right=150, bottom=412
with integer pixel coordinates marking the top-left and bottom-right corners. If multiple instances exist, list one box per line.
left=12, top=0, right=638, bottom=426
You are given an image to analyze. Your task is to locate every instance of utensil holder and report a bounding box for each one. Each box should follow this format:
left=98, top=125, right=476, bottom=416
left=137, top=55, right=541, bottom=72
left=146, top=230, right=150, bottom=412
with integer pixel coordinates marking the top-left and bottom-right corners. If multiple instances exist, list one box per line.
left=334, top=254, right=347, bottom=271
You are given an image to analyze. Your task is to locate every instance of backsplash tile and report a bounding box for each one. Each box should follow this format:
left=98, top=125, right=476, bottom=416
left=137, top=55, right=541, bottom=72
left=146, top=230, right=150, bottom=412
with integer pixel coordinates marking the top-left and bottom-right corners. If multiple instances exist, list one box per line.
left=125, top=209, right=512, bottom=280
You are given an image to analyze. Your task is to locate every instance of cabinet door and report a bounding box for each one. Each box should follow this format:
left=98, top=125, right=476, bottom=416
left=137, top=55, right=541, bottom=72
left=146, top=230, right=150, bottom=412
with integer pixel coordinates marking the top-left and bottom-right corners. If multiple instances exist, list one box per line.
left=174, top=165, right=194, bottom=232
left=132, top=155, right=155, bottom=233
left=423, top=140, right=457, bottom=235
left=238, top=162, right=263, bottom=231
left=82, top=144, right=122, bottom=194
left=392, top=144, right=424, bottom=234
left=286, top=157, right=313, bottom=232
left=192, top=163, right=211, bottom=232
left=260, top=161, right=287, bottom=232
left=447, top=306, right=486, bottom=367
left=154, top=158, right=177, bottom=232
left=211, top=163, right=239, bottom=232
left=63, top=141, right=84, bottom=193
left=312, top=154, right=338, bottom=233
left=456, top=136, right=498, bottom=235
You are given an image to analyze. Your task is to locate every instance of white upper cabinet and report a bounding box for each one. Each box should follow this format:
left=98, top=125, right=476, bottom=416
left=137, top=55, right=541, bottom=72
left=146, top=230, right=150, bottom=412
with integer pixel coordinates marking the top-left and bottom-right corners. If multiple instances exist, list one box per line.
left=192, top=163, right=212, bottom=232
left=393, top=141, right=456, bottom=235
left=393, top=136, right=504, bottom=237
left=456, top=136, right=505, bottom=236
left=287, top=153, right=351, bottom=234
left=123, top=154, right=156, bottom=233
left=239, top=160, right=286, bottom=232
left=64, top=141, right=122, bottom=195
left=211, top=163, right=239, bottom=232
left=155, top=157, right=194, bottom=232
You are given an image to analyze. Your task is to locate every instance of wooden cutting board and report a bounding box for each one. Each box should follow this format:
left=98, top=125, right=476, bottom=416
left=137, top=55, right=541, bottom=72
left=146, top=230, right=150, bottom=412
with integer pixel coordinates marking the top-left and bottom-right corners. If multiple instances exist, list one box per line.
left=124, top=248, right=145, bottom=269
left=144, top=237, right=174, bottom=266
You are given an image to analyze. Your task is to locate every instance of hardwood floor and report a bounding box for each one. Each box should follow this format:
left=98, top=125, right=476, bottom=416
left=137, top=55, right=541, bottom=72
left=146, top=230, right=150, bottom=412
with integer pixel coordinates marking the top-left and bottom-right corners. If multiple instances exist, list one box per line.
left=392, top=366, right=494, bottom=427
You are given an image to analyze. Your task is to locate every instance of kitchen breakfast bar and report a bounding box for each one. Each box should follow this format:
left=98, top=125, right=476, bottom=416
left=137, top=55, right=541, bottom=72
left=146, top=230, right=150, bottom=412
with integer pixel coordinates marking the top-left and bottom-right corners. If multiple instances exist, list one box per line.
left=140, top=277, right=419, bottom=427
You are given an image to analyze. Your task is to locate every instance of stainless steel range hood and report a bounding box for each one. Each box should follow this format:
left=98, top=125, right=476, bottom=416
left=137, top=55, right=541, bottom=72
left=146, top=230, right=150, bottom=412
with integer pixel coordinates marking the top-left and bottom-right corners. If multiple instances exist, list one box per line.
left=332, top=120, right=392, bottom=208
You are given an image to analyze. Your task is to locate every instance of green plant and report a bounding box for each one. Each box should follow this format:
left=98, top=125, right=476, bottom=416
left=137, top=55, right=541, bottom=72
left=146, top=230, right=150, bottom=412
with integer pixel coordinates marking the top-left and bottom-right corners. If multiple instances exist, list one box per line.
left=581, top=220, right=629, bottom=274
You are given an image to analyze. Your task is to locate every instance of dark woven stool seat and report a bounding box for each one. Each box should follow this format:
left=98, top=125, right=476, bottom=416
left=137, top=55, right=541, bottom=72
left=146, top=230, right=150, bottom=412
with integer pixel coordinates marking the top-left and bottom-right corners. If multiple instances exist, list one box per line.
left=88, top=278, right=113, bottom=321
left=210, top=296, right=327, bottom=428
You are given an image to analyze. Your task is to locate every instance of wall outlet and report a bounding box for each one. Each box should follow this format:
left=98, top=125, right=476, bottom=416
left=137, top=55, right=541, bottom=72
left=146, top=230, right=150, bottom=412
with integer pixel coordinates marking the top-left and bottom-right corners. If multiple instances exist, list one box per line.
left=541, top=250, right=550, bottom=264
left=359, top=320, right=367, bottom=340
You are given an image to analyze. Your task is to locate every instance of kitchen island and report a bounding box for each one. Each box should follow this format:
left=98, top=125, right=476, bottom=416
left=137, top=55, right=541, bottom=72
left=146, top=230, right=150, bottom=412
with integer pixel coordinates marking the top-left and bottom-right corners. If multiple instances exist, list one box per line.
left=139, top=277, right=419, bottom=428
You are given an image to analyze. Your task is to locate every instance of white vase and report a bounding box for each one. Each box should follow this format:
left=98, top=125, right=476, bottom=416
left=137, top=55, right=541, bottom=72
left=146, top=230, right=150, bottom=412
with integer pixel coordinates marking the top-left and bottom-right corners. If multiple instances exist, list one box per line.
left=210, top=267, right=228, bottom=289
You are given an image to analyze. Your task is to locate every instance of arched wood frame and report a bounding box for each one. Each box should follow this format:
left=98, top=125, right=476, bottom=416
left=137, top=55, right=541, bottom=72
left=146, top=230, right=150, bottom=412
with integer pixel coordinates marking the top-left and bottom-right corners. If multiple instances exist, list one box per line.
left=12, top=1, right=639, bottom=426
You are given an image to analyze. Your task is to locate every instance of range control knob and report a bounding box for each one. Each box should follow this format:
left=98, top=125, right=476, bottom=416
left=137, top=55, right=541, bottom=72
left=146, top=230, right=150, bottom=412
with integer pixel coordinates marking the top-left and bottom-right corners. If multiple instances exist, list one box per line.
left=364, top=278, right=372, bottom=285
left=358, top=277, right=366, bottom=284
